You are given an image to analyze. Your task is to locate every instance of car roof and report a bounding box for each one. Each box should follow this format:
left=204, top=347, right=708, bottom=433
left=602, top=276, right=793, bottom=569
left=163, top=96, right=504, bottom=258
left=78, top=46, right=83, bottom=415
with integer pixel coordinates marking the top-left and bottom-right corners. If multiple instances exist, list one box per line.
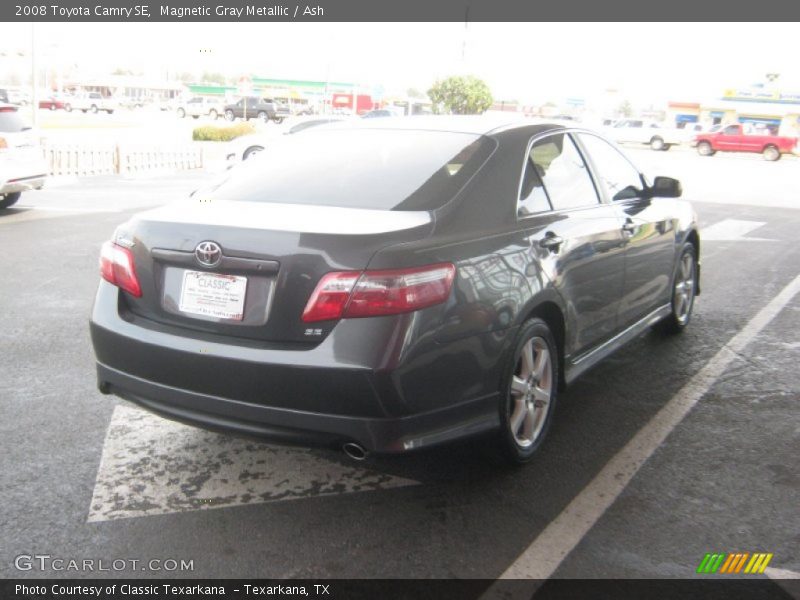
left=327, top=115, right=566, bottom=136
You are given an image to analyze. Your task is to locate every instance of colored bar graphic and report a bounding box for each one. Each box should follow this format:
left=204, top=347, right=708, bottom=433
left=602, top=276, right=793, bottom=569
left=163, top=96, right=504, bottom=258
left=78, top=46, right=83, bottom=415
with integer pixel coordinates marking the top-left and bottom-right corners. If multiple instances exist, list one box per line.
left=697, top=552, right=773, bottom=574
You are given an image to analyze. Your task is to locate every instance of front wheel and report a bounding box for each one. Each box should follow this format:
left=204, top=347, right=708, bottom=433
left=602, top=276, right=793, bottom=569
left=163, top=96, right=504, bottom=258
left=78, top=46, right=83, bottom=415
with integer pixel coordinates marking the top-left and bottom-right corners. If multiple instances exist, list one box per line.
left=176, top=107, right=186, bottom=118
left=697, top=141, right=715, bottom=156
left=498, top=318, right=559, bottom=464
left=763, top=145, right=780, bottom=161
left=257, top=111, right=268, bottom=123
left=209, top=109, right=218, bottom=120
left=0, top=192, right=22, bottom=209
left=90, top=105, right=98, bottom=114
left=273, top=116, right=285, bottom=124
left=64, top=104, right=72, bottom=112
left=657, top=243, right=697, bottom=334
left=650, top=136, right=665, bottom=151
left=225, top=110, right=235, bottom=122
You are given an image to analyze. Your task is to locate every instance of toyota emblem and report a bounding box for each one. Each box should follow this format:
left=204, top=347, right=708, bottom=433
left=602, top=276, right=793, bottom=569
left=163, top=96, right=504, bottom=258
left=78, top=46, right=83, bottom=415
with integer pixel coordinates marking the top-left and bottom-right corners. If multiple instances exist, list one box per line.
left=195, top=241, right=222, bottom=267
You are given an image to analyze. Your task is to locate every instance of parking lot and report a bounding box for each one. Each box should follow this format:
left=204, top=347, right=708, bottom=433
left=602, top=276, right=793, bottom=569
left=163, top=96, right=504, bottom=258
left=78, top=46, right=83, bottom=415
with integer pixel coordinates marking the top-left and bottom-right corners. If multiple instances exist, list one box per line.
left=1, top=147, right=798, bottom=584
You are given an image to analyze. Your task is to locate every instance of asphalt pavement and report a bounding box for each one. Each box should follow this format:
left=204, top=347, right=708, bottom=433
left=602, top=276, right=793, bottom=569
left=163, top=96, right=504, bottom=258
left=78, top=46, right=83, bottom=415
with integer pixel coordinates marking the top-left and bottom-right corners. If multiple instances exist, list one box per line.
left=0, top=148, right=798, bottom=584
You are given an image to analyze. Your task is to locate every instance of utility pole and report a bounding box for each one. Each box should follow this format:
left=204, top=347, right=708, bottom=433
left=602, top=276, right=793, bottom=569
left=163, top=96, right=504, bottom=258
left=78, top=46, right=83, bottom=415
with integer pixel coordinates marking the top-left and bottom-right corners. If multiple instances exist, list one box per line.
left=30, top=23, right=38, bottom=126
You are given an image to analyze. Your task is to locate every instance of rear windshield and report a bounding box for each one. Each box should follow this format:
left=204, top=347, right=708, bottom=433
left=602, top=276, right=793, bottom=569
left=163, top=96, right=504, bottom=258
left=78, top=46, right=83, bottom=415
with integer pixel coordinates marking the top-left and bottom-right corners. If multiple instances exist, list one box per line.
left=209, top=128, right=495, bottom=211
left=0, top=110, right=29, bottom=133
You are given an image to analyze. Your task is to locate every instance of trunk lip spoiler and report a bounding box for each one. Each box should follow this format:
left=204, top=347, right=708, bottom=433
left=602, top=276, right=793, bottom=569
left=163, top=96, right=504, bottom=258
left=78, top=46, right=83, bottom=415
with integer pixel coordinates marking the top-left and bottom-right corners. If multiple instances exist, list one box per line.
left=151, top=248, right=280, bottom=274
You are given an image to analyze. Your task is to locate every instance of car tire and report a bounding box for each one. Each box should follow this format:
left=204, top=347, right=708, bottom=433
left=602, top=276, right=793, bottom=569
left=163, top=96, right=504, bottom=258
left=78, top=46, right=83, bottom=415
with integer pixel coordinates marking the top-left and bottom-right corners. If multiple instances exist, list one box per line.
left=225, top=110, right=235, bottom=122
left=192, top=115, right=199, bottom=119
left=274, top=117, right=285, bottom=124
left=243, top=145, right=264, bottom=160
left=177, top=108, right=186, bottom=118
left=697, top=141, right=714, bottom=156
left=209, top=109, right=218, bottom=120
left=0, top=192, right=22, bottom=209
left=498, top=318, right=559, bottom=464
left=763, top=145, right=780, bottom=161
left=657, top=242, right=697, bottom=335
left=81, top=109, right=88, bottom=113
left=107, top=110, right=114, bottom=114
left=64, top=104, right=72, bottom=112
left=49, top=104, right=56, bottom=111
left=257, top=111, right=268, bottom=123
left=90, top=105, right=98, bottom=114
left=662, top=144, right=672, bottom=151
left=650, top=136, right=665, bottom=151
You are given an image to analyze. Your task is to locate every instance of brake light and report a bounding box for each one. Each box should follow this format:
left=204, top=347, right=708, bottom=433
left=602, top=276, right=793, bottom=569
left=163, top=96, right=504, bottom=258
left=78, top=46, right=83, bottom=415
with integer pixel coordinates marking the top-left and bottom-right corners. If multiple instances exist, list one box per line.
left=99, top=241, right=142, bottom=297
left=302, top=263, right=455, bottom=323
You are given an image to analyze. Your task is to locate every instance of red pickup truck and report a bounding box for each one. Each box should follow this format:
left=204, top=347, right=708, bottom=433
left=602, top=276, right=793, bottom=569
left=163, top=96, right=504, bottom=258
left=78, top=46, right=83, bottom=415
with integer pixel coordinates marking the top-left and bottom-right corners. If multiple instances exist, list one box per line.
left=694, top=124, right=798, bottom=161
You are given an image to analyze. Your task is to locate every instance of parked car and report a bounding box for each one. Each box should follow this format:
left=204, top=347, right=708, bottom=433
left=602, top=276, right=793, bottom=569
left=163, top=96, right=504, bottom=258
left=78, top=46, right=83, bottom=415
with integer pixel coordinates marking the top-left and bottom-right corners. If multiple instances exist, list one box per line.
left=0, top=104, right=47, bottom=209
left=176, top=96, right=226, bottom=120
left=362, top=108, right=402, bottom=118
left=604, top=118, right=685, bottom=151
left=225, top=116, right=348, bottom=162
left=223, top=97, right=288, bottom=123
left=39, top=95, right=71, bottom=111
left=70, top=92, right=117, bottom=114
left=693, top=123, right=798, bottom=161
left=90, top=117, right=700, bottom=463
left=0, top=89, right=9, bottom=104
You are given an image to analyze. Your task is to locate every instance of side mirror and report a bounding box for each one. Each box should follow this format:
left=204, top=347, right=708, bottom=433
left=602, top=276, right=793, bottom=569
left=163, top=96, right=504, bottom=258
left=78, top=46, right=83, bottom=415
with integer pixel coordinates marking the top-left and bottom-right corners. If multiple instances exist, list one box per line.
left=650, top=176, right=682, bottom=198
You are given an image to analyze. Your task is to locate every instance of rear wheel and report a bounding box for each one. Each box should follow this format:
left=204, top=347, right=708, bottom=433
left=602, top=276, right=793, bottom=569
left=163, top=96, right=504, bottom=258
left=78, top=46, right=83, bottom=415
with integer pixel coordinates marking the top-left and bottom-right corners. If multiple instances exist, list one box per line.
left=498, top=318, right=559, bottom=464
left=0, top=192, right=21, bottom=209
left=225, top=109, right=235, bottom=122
left=650, top=136, right=665, bottom=151
left=90, top=104, right=98, bottom=114
left=697, top=141, right=715, bottom=156
left=258, top=111, right=268, bottom=123
left=176, top=107, right=186, bottom=118
left=209, top=109, right=218, bottom=120
left=658, top=243, right=697, bottom=334
left=763, top=145, right=780, bottom=161
left=64, top=103, right=72, bottom=112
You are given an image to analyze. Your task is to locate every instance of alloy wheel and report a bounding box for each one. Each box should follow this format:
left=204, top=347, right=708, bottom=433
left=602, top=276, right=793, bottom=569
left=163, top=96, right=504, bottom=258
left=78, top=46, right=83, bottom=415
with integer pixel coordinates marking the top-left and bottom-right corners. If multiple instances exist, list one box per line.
left=509, top=336, right=553, bottom=448
left=673, top=252, right=695, bottom=325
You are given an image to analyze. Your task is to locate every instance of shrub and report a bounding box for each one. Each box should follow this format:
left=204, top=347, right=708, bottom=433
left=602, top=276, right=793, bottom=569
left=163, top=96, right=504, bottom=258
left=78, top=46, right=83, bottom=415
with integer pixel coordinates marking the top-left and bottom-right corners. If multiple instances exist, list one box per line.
left=192, top=122, right=255, bottom=142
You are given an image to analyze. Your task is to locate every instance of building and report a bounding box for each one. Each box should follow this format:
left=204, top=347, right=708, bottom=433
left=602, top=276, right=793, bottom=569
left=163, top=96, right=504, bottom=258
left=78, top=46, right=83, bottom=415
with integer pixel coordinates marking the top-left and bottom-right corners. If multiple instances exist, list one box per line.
left=668, top=87, right=800, bottom=136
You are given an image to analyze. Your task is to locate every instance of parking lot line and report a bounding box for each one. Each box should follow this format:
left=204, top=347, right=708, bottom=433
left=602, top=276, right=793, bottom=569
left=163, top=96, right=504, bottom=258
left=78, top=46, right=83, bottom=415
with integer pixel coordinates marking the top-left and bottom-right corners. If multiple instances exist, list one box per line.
left=497, top=274, right=800, bottom=580
left=88, top=405, right=419, bottom=522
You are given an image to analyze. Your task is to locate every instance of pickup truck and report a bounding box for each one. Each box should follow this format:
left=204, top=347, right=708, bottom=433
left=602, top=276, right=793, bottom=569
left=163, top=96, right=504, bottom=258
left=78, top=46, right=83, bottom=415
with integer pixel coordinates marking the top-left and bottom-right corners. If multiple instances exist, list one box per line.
left=693, top=124, right=798, bottom=161
left=223, top=97, right=290, bottom=124
left=70, top=92, right=117, bottom=114
left=603, top=118, right=685, bottom=151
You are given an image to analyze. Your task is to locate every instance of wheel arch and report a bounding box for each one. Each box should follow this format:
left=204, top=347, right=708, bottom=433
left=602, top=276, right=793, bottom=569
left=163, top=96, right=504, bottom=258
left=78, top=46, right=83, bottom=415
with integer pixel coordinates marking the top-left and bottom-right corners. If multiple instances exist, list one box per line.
left=522, top=300, right=567, bottom=391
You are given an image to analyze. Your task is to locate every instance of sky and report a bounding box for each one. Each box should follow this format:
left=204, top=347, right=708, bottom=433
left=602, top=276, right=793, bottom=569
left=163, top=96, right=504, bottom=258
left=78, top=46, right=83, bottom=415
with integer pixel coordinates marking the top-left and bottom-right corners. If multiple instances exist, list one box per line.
left=0, top=22, right=797, bottom=106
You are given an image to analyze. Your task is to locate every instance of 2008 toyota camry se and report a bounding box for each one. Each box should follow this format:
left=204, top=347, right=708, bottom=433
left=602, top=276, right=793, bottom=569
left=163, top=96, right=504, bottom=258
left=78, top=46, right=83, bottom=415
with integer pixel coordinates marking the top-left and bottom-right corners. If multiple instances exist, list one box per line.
left=90, top=117, right=700, bottom=463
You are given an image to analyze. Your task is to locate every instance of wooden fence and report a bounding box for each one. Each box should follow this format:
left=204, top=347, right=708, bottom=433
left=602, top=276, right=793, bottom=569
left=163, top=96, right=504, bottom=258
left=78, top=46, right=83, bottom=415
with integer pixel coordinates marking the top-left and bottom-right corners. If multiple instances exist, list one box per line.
left=45, top=143, right=204, bottom=177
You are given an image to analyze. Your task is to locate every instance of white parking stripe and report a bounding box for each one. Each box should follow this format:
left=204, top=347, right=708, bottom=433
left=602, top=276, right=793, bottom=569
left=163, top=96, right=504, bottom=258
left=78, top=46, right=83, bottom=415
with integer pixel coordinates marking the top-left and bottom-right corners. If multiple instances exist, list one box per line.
left=700, top=219, right=776, bottom=242
left=765, top=567, right=800, bottom=580
left=497, top=274, right=800, bottom=580
left=88, top=405, right=419, bottom=522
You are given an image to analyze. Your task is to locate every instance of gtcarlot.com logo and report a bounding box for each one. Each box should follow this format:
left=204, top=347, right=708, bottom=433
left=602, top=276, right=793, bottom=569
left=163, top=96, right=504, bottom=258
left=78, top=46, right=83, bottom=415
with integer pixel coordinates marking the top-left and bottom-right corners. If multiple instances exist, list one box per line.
left=697, top=552, right=773, bottom=574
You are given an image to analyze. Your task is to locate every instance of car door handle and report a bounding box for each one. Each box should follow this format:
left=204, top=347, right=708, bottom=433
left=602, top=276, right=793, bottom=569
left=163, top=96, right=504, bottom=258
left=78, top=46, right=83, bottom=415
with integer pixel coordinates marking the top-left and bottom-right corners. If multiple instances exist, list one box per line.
left=539, top=232, right=563, bottom=251
left=622, top=219, right=636, bottom=235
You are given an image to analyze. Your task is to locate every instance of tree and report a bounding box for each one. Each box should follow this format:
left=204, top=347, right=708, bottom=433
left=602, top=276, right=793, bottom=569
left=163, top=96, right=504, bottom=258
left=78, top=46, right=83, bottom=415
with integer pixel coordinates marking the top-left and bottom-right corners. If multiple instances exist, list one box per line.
left=406, top=87, right=425, bottom=99
left=427, top=75, right=493, bottom=115
left=200, top=71, right=227, bottom=86
left=617, top=100, right=633, bottom=118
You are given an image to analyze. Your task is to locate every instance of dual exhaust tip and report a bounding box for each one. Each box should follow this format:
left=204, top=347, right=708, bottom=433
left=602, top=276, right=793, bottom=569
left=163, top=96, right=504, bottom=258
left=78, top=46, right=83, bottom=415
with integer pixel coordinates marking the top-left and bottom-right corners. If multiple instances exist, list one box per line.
left=342, top=442, right=368, bottom=461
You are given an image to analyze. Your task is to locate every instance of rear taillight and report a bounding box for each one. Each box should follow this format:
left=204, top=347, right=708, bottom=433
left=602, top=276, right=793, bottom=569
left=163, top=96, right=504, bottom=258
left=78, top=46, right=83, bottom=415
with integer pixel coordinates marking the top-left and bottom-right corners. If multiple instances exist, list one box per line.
left=99, top=241, right=142, bottom=297
left=302, top=263, right=456, bottom=323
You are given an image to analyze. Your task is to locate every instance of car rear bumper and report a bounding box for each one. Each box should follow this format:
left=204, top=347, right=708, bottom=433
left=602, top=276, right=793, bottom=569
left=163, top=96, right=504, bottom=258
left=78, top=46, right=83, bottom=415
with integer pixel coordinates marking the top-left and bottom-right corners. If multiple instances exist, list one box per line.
left=95, top=360, right=497, bottom=453
left=1, top=174, right=46, bottom=194
left=90, top=282, right=501, bottom=453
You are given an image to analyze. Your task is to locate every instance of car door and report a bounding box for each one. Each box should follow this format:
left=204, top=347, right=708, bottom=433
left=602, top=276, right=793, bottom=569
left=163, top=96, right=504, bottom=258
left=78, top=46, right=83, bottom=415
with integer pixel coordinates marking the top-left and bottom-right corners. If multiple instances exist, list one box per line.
left=517, top=131, right=627, bottom=355
left=576, top=133, right=676, bottom=328
left=715, top=124, right=741, bottom=151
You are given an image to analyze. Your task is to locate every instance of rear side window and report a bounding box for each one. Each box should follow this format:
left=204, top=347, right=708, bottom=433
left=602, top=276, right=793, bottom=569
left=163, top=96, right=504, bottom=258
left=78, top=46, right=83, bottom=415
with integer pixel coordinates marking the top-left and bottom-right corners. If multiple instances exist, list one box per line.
left=0, top=110, right=28, bottom=133
left=209, top=129, right=495, bottom=211
left=526, top=133, right=599, bottom=212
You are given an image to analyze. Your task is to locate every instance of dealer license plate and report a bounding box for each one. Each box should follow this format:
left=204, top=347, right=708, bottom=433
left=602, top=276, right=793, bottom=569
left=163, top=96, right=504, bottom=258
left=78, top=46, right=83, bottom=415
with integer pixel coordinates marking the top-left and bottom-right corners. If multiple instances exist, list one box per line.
left=178, top=270, right=247, bottom=321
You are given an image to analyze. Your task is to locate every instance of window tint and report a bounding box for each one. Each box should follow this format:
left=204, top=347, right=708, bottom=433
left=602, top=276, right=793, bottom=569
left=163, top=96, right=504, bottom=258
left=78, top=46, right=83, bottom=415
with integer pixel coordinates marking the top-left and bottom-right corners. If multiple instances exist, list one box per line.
left=578, top=134, right=644, bottom=201
left=528, top=134, right=598, bottom=211
left=723, top=125, right=739, bottom=135
left=207, top=129, right=495, bottom=211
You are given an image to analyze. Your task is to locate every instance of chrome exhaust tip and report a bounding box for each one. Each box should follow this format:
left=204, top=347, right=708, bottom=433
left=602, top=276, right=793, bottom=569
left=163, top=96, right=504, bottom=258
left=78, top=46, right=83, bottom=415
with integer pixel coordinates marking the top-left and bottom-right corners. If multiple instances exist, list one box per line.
left=342, top=442, right=368, bottom=461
